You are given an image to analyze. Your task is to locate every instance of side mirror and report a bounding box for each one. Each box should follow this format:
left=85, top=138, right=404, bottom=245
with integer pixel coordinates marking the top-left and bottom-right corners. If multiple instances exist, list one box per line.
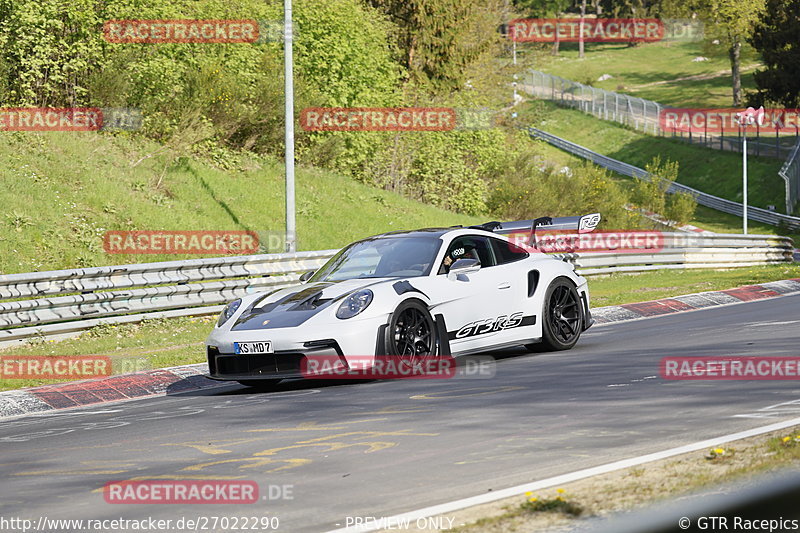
left=299, top=270, right=315, bottom=282
left=447, top=258, right=480, bottom=281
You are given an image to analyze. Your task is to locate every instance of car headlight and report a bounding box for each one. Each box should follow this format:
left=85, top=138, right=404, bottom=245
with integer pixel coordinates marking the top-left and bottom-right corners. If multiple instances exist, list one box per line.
left=217, top=299, right=242, bottom=327
left=336, top=289, right=373, bottom=319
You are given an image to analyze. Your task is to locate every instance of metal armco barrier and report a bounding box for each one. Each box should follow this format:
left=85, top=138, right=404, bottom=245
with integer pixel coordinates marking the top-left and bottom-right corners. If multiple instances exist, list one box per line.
left=0, top=250, right=338, bottom=345
left=0, top=234, right=792, bottom=345
left=530, top=128, right=800, bottom=231
left=567, top=233, right=794, bottom=275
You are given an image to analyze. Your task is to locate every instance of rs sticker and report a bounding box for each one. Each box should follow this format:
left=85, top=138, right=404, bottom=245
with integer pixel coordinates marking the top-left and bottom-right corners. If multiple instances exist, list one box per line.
left=455, top=312, right=524, bottom=339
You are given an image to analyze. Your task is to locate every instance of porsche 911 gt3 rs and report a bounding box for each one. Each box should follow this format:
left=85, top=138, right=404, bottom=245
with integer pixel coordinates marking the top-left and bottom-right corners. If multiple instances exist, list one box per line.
left=205, top=214, right=599, bottom=385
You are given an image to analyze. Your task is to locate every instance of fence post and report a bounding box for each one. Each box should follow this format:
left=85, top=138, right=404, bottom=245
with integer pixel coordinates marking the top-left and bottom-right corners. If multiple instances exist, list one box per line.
left=641, top=98, right=648, bottom=134
left=756, top=123, right=760, bottom=157
left=656, top=103, right=662, bottom=136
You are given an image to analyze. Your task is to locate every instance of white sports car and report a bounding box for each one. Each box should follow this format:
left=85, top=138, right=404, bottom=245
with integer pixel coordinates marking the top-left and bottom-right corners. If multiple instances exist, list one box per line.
left=206, top=215, right=599, bottom=386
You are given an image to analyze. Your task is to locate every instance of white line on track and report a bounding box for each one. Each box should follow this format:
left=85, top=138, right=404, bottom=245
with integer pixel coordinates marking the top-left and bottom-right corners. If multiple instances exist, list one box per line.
left=325, top=416, right=800, bottom=532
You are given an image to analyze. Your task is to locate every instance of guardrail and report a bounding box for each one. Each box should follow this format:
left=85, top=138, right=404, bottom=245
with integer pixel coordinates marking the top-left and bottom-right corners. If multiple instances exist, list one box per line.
left=529, top=128, right=800, bottom=231
left=0, top=234, right=793, bottom=346
left=567, top=234, right=794, bottom=276
left=0, top=250, right=338, bottom=345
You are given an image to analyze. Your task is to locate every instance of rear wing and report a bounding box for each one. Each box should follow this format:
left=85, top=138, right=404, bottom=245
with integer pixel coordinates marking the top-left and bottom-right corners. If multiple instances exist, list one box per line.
left=471, top=213, right=601, bottom=248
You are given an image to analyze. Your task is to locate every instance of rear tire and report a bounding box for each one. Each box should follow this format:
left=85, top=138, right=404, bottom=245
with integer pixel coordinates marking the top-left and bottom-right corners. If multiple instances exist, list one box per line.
left=540, top=277, right=583, bottom=351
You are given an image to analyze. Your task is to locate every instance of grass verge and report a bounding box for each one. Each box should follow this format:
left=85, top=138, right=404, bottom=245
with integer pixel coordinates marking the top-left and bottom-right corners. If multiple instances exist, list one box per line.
left=529, top=101, right=786, bottom=211
left=440, top=425, right=800, bottom=533
left=0, top=316, right=213, bottom=391
left=530, top=137, right=800, bottom=241
left=588, top=264, right=800, bottom=307
left=0, top=131, right=480, bottom=274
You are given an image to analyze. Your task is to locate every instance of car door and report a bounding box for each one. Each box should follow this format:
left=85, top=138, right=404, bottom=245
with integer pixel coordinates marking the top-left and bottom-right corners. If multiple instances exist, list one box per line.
left=426, top=235, right=519, bottom=354
left=486, top=236, right=537, bottom=343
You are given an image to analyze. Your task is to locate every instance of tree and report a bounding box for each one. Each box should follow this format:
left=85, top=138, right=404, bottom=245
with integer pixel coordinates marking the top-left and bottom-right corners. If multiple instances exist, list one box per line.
left=370, top=0, right=503, bottom=93
left=697, top=0, right=767, bottom=106
left=513, top=0, right=573, bottom=55
left=747, top=0, right=800, bottom=107
left=598, top=0, right=663, bottom=17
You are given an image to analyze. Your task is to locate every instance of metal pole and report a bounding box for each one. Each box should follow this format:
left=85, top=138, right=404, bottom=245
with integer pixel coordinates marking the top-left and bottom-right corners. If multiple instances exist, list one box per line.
left=743, top=130, right=748, bottom=235
left=284, top=0, right=296, bottom=252
left=512, top=39, right=518, bottom=103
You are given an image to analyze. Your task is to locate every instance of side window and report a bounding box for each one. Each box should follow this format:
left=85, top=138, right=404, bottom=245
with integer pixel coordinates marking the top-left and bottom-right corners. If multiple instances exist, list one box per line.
left=438, top=236, right=496, bottom=274
left=490, top=237, right=529, bottom=265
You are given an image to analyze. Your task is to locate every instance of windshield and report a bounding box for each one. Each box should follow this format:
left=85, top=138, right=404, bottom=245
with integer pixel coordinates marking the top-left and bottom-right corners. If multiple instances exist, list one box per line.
left=310, top=236, right=442, bottom=282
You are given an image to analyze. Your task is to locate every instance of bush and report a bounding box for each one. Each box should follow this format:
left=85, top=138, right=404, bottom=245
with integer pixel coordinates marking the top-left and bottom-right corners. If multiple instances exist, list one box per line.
left=631, top=156, right=696, bottom=226
left=665, top=191, right=698, bottom=226
left=0, top=0, right=402, bottom=164
left=0, top=0, right=105, bottom=106
left=487, top=154, right=639, bottom=229
left=357, top=127, right=524, bottom=216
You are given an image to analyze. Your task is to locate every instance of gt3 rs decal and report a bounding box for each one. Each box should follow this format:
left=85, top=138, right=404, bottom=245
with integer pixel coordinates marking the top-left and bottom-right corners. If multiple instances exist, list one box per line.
left=448, top=312, right=536, bottom=340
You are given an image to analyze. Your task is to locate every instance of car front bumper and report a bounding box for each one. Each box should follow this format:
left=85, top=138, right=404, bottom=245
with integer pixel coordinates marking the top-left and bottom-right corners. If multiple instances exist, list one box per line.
left=206, top=343, right=344, bottom=381
left=206, top=314, right=389, bottom=381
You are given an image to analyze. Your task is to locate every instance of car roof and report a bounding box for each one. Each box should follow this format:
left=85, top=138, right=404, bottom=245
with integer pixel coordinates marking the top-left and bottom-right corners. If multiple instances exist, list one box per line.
left=375, top=227, right=455, bottom=239
left=372, top=226, right=501, bottom=239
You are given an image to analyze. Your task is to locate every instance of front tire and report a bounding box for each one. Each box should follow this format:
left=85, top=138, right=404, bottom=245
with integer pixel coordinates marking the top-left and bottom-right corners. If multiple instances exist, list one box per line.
left=385, top=299, right=438, bottom=365
left=540, top=277, right=584, bottom=351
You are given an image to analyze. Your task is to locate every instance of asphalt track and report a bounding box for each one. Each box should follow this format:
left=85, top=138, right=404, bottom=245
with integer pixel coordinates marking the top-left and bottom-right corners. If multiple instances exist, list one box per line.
left=2, top=294, right=800, bottom=533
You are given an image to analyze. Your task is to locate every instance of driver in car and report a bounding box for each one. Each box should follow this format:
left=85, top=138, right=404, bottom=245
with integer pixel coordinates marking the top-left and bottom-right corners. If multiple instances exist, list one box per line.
left=439, top=243, right=480, bottom=274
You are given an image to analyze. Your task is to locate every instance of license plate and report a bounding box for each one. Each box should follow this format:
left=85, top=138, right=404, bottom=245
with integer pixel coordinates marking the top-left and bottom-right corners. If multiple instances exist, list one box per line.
left=234, top=341, right=273, bottom=355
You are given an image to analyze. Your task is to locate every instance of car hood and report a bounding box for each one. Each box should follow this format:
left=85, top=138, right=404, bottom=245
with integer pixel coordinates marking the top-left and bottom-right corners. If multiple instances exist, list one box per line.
left=231, top=278, right=392, bottom=331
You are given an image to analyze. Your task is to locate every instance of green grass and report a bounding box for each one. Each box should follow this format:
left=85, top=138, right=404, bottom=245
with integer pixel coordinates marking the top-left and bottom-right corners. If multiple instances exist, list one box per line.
left=0, top=131, right=481, bottom=274
left=530, top=40, right=759, bottom=107
left=529, top=101, right=786, bottom=210
left=531, top=137, right=799, bottom=240
left=0, top=316, right=213, bottom=391
left=530, top=128, right=800, bottom=241
left=691, top=205, right=800, bottom=243
left=589, top=264, right=800, bottom=307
